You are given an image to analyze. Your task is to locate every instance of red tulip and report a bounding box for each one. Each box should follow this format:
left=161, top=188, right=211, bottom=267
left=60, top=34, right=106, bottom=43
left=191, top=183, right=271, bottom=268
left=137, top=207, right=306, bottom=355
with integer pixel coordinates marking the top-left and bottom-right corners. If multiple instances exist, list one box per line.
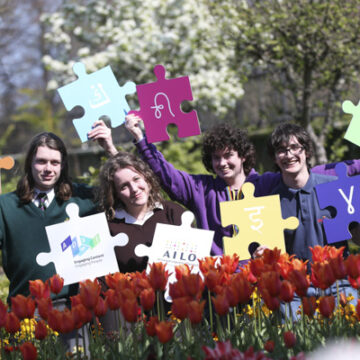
left=35, top=319, right=48, bottom=340
left=19, top=342, right=37, bottom=360
left=5, top=312, right=20, bottom=334
left=212, top=292, right=230, bottom=316
left=302, top=296, right=317, bottom=318
left=155, top=321, right=173, bottom=344
left=319, top=295, right=335, bottom=318
left=261, top=290, right=280, bottom=311
left=47, top=308, right=62, bottom=332
left=311, top=262, right=335, bottom=290
left=36, top=297, right=53, bottom=320
left=264, top=339, right=275, bottom=353
left=11, top=295, right=35, bottom=320
left=288, top=269, right=310, bottom=297
left=169, top=277, right=187, bottom=299
left=258, top=271, right=281, bottom=297
left=121, top=298, right=139, bottom=323
left=219, top=254, right=240, bottom=274
left=148, top=263, right=169, bottom=292
left=59, top=309, right=75, bottom=334
left=182, top=273, right=204, bottom=299
left=104, top=289, right=122, bottom=311
left=175, top=264, right=192, bottom=280
left=145, top=316, right=159, bottom=337
left=329, top=256, right=346, bottom=280
left=49, top=274, right=64, bottom=295
left=29, top=279, right=50, bottom=299
left=204, top=269, right=225, bottom=293
left=231, top=273, right=253, bottom=304
left=188, top=300, right=205, bottom=325
left=171, top=297, right=189, bottom=320
left=356, top=299, right=360, bottom=319
left=0, top=299, right=8, bottom=327
left=279, top=280, right=295, bottom=303
left=310, top=245, right=330, bottom=263
left=72, top=304, right=92, bottom=329
left=345, top=254, right=360, bottom=279
left=79, top=279, right=101, bottom=310
left=140, top=288, right=155, bottom=311
left=283, top=331, right=296, bottom=348
left=225, top=284, right=240, bottom=307
left=105, top=272, right=127, bottom=290
left=94, top=296, right=108, bottom=317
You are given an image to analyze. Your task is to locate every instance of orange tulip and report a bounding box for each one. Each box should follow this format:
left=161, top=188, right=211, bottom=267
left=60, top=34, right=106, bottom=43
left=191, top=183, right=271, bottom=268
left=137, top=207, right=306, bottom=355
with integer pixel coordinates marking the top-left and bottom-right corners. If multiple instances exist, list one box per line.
left=148, top=262, right=169, bottom=291
left=171, top=297, right=189, bottom=320
left=212, top=292, right=230, bottom=316
left=47, top=308, right=62, bottom=332
left=131, top=271, right=151, bottom=296
left=36, top=297, right=53, bottom=320
left=310, top=245, right=330, bottom=263
left=279, top=280, right=295, bottom=303
left=302, top=296, right=317, bottom=318
left=219, top=254, right=240, bottom=274
left=319, top=295, right=335, bottom=318
left=79, top=279, right=101, bottom=310
left=188, top=300, right=205, bottom=325
left=225, top=284, right=240, bottom=308
left=288, top=269, right=310, bottom=297
left=339, top=292, right=347, bottom=307
left=94, top=296, right=108, bottom=317
left=283, top=331, right=296, bottom=348
left=35, top=319, right=48, bottom=340
left=175, top=264, right=192, bottom=280
left=11, top=295, right=35, bottom=320
left=72, top=304, right=91, bottom=329
left=145, top=315, right=159, bottom=337
left=204, top=269, right=225, bottom=293
left=19, top=342, right=37, bottom=360
left=121, top=298, right=139, bottom=323
left=70, top=294, right=82, bottom=307
left=105, top=272, right=128, bottom=290
left=29, top=279, right=50, bottom=299
left=169, top=277, right=186, bottom=299
left=198, top=256, right=217, bottom=276
left=155, top=321, right=174, bottom=344
left=5, top=312, right=20, bottom=334
left=49, top=274, right=64, bottom=295
left=140, top=288, right=156, bottom=312
left=311, top=262, right=335, bottom=290
left=262, top=248, right=281, bottom=266
left=0, top=299, right=8, bottom=327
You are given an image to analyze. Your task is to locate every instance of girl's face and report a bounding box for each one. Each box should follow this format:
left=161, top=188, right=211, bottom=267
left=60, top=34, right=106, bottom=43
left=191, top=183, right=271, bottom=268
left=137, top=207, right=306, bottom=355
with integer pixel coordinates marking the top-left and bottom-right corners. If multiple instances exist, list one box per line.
left=113, top=167, right=150, bottom=214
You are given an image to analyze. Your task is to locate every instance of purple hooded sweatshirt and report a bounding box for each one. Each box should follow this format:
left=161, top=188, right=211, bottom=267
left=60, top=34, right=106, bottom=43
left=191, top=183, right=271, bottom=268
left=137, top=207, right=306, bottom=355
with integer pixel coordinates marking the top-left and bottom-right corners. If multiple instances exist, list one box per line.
left=136, top=138, right=360, bottom=256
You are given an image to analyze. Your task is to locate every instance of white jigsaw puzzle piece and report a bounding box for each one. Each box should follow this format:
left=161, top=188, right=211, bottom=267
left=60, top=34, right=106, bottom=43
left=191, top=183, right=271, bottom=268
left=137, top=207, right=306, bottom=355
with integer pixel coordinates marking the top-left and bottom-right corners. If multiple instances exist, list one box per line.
left=36, top=203, right=128, bottom=285
left=135, top=211, right=214, bottom=301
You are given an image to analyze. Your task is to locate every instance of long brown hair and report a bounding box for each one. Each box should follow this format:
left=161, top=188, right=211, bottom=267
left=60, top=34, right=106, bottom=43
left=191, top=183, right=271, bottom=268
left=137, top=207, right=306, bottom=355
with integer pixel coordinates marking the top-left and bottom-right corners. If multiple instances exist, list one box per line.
left=98, top=152, right=164, bottom=220
left=16, top=132, right=72, bottom=203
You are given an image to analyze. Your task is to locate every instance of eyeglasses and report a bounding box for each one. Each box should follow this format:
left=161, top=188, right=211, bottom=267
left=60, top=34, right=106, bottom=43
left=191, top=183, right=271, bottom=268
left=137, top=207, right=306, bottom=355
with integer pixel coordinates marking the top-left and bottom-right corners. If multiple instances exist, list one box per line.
left=275, top=144, right=304, bottom=157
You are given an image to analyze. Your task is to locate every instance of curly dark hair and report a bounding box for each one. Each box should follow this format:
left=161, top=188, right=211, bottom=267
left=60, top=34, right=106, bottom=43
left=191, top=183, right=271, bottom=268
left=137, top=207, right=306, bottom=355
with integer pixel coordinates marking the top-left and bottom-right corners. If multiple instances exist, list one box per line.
left=267, top=122, right=313, bottom=171
left=98, top=152, right=164, bottom=220
left=16, top=132, right=72, bottom=203
left=201, top=123, right=256, bottom=176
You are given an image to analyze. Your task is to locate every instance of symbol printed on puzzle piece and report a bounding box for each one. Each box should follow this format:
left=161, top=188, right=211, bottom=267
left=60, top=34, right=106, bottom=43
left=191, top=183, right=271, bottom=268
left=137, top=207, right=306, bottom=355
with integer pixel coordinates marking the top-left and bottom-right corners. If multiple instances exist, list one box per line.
left=220, top=182, right=299, bottom=260
left=343, top=99, right=360, bottom=147
left=129, top=64, right=200, bottom=143
left=134, top=211, right=213, bottom=300
left=315, top=162, right=360, bottom=244
left=36, top=203, right=128, bottom=285
left=57, top=62, right=136, bottom=142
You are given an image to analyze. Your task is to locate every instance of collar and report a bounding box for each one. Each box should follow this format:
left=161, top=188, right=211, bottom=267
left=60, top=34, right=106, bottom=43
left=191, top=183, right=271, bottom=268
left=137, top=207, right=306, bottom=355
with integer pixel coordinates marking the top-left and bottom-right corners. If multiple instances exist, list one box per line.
left=278, top=172, right=314, bottom=196
left=114, top=203, right=164, bottom=225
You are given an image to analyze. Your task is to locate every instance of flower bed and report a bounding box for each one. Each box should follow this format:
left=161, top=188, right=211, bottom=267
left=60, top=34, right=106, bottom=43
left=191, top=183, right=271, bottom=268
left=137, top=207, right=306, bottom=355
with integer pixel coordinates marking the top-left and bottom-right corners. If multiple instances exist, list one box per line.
left=1, top=245, right=360, bottom=359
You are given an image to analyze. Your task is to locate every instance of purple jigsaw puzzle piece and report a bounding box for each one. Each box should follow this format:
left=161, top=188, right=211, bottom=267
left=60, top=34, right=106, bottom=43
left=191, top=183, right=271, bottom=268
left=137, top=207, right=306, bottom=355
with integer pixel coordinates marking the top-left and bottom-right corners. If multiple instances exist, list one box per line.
left=315, top=162, right=360, bottom=243
left=129, top=64, right=200, bottom=143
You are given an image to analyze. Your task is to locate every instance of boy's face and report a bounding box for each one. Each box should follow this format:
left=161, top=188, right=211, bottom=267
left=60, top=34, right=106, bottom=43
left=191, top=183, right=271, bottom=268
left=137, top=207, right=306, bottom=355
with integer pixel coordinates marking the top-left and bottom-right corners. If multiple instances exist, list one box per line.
left=211, top=147, right=245, bottom=184
left=274, top=136, right=307, bottom=176
left=31, top=145, right=62, bottom=191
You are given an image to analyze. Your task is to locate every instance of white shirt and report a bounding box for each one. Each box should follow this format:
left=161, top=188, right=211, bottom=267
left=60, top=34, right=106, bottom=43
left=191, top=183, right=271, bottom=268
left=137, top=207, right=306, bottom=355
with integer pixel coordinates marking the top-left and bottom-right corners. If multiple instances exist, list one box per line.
left=114, top=203, right=163, bottom=225
left=32, top=188, right=55, bottom=209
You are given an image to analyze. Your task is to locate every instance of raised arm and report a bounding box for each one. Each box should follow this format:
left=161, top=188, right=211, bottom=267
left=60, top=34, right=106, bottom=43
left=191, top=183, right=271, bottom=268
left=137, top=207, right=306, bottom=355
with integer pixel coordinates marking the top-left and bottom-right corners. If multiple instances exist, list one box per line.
left=87, top=120, right=118, bottom=157
left=311, top=159, right=360, bottom=176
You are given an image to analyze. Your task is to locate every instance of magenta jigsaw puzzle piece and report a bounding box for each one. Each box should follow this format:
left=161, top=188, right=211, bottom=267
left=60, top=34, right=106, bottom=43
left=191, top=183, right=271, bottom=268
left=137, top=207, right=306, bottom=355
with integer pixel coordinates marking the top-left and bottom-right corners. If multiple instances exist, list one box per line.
left=129, top=64, right=200, bottom=143
left=315, top=162, right=360, bottom=244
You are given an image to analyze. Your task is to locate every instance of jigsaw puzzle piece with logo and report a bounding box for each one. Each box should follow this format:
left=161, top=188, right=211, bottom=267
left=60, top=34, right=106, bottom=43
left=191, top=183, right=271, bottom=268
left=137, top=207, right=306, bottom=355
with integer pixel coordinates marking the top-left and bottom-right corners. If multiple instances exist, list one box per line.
left=58, top=62, right=136, bottom=142
left=220, top=182, right=299, bottom=260
left=315, top=162, right=360, bottom=244
left=36, top=203, right=128, bottom=285
left=129, top=64, right=200, bottom=143
left=135, top=211, right=213, bottom=300
left=343, top=99, right=360, bottom=147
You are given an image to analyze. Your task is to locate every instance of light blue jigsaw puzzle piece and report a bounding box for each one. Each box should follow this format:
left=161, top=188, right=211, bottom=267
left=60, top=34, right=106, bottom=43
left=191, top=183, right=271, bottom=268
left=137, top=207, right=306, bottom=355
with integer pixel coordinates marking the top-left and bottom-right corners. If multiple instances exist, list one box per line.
left=57, top=62, right=136, bottom=142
